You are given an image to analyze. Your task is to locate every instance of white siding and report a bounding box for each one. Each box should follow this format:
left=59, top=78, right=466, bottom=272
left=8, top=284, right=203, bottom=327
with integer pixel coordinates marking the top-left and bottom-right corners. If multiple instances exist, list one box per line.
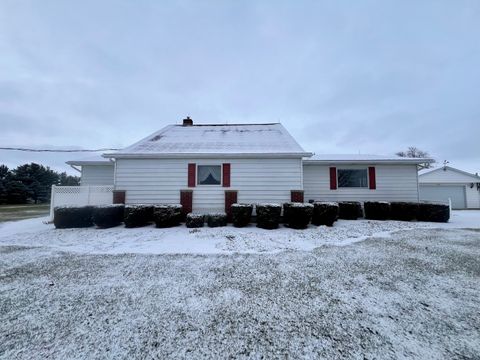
left=115, top=158, right=303, bottom=212
left=303, top=164, right=419, bottom=202
left=419, top=168, right=479, bottom=183
left=81, top=165, right=115, bottom=185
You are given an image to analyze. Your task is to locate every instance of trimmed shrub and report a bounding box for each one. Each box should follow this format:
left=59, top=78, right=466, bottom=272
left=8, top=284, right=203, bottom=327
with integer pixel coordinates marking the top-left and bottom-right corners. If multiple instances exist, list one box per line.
left=153, top=204, right=183, bottom=228
left=92, top=204, right=124, bottom=228
left=364, top=201, right=391, bottom=220
left=311, top=202, right=339, bottom=226
left=186, top=213, right=205, bottom=228
left=207, top=213, right=227, bottom=227
left=256, top=203, right=282, bottom=230
left=390, top=202, right=419, bottom=221
left=231, top=204, right=253, bottom=227
left=418, top=203, right=450, bottom=223
left=124, top=204, right=154, bottom=228
left=339, top=202, right=363, bottom=220
left=284, top=203, right=314, bottom=229
left=54, top=206, right=94, bottom=229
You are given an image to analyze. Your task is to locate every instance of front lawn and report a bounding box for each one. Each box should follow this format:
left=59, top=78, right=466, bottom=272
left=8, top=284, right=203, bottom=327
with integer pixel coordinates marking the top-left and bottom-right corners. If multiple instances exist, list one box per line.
left=0, top=204, right=50, bottom=222
left=0, top=212, right=479, bottom=359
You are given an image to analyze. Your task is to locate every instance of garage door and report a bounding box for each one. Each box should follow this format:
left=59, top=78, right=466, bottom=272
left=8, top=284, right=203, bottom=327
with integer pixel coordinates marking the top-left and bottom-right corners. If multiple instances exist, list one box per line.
left=419, top=185, right=466, bottom=209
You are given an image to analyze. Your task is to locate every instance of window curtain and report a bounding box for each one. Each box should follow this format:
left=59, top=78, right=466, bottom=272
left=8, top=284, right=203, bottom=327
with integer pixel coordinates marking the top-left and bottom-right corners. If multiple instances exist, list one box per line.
left=198, top=166, right=221, bottom=185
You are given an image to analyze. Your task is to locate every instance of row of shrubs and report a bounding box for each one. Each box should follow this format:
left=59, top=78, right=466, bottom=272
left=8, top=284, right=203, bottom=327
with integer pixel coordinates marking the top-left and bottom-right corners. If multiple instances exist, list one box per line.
left=53, top=200, right=449, bottom=230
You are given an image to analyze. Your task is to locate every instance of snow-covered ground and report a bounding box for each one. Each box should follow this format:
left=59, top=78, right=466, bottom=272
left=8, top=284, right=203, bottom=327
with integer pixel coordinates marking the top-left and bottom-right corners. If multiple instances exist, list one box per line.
left=0, top=210, right=478, bottom=255
left=1, top=224, right=479, bottom=359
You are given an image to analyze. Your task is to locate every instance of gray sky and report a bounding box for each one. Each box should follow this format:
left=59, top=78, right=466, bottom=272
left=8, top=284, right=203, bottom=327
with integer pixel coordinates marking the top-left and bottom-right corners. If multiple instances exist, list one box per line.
left=1, top=0, right=479, bottom=174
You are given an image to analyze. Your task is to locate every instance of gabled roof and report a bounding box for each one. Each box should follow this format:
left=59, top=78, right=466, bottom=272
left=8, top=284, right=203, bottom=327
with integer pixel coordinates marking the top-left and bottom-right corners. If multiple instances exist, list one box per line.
left=419, top=166, right=480, bottom=181
left=104, top=123, right=312, bottom=158
left=66, top=154, right=113, bottom=166
left=303, top=154, right=433, bottom=165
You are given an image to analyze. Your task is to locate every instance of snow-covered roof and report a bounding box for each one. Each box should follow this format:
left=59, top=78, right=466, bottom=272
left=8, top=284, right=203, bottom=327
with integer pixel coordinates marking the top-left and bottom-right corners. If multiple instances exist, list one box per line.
left=304, top=154, right=434, bottom=164
left=104, top=123, right=311, bottom=158
left=66, top=154, right=113, bottom=166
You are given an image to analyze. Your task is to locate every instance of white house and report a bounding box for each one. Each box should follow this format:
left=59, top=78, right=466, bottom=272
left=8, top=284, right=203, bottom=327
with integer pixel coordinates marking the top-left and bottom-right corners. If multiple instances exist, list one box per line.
left=303, top=154, right=427, bottom=203
left=419, top=166, right=480, bottom=209
left=63, top=118, right=433, bottom=214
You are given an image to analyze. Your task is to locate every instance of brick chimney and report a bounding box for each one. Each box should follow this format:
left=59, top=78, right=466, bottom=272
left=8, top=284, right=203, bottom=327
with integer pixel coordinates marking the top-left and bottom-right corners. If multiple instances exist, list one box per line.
left=183, top=116, right=193, bottom=126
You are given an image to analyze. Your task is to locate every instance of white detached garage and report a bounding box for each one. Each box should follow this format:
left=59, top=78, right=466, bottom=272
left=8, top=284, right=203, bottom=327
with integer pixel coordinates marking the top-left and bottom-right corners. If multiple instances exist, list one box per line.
left=419, top=166, right=480, bottom=209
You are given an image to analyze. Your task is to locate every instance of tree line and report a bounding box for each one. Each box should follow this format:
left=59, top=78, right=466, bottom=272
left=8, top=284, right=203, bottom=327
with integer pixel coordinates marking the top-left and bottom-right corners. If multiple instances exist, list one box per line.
left=0, top=163, right=80, bottom=205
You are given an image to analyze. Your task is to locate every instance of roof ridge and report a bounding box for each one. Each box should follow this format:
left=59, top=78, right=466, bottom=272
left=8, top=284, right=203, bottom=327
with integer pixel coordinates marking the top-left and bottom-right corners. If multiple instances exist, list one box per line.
left=174, top=123, right=280, bottom=127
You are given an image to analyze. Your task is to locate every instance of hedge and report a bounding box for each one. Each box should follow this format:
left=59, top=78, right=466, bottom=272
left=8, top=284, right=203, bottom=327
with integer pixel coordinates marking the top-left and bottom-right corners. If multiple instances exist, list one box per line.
left=92, top=204, right=124, bottom=228
left=364, top=201, right=391, bottom=221
left=124, top=204, right=154, bottom=228
left=418, top=203, right=450, bottom=223
left=390, top=202, right=419, bottom=221
left=311, top=202, right=339, bottom=226
left=231, top=204, right=253, bottom=228
left=186, top=213, right=205, bottom=228
left=338, top=202, right=363, bottom=220
left=207, top=213, right=227, bottom=227
left=256, top=204, right=282, bottom=230
left=153, top=204, right=183, bottom=228
left=54, top=206, right=94, bottom=229
left=283, top=202, right=313, bottom=229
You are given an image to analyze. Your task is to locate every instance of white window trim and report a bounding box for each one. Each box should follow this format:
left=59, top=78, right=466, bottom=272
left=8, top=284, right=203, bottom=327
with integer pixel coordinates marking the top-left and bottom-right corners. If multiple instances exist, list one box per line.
left=197, top=164, right=223, bottom=186
left=337, top=167, right=369, bottom=189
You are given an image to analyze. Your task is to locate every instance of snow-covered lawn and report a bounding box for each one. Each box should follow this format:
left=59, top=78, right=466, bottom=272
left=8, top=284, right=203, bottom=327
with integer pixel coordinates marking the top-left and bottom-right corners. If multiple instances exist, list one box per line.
left=0, top=211, right=479, bottom=359
left=0, top=210, right=478, bottom=255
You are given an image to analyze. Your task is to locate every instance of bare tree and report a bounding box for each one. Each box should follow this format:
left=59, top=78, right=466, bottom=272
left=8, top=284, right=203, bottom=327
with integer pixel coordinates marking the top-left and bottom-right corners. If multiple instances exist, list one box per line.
left=396, top=147, right=436, bottom=169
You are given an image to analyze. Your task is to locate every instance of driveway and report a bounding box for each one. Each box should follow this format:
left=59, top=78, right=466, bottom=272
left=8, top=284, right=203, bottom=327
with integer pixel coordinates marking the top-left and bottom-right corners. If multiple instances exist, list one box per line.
left=1, top=227, right=479, bottom=359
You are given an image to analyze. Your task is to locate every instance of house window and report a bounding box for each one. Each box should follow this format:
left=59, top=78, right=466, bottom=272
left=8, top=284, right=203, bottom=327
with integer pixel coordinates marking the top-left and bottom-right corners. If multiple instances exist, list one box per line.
left=197, top=165, right=221, bottom=185
left=338, top=169, right=368, bottom=188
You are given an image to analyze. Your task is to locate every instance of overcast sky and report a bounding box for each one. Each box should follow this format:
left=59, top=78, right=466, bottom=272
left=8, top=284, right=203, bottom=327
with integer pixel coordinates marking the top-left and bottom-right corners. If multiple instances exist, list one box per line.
left=0, top=0, right=479, bottom=174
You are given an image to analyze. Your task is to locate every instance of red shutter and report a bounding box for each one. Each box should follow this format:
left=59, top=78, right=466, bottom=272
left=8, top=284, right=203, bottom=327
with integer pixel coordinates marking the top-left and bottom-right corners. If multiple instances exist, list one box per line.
left=291, top=190, right=304, bottom=202
left=369, top=166, right=376, bottom=190
left=329, top=167, right=337, bottom=190
left=222, top=163, right=231, bottom=187
left=225, top=190, right=237, bottom=221
left=188, top=163, right=196, bottom=187
left=180, top=190, right=193, bottom=216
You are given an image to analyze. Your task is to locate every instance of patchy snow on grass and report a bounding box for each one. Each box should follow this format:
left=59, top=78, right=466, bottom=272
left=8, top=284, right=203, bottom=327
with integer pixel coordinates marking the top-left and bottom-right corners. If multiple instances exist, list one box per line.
left=0, top=211, right=478, bottom=255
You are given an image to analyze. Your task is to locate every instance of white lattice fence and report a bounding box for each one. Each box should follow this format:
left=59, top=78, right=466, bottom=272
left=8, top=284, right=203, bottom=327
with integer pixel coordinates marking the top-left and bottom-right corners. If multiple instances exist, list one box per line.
left=50, top=185, right=114, bottom=219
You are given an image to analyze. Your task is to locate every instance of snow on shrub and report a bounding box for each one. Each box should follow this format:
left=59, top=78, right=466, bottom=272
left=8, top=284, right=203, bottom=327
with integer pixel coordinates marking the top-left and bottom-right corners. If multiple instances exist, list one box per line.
left=283, top=202, right=313, bottom=229
left=417, top=203, right=450, bottom=223
left=186, top=213, right=205, bottom=228
left=338, top=202, right=363, bottom=220
left=92, top=204, right=124, bottom=228
left=207, top=213, right=227, bottom=227
left=256, top=203, right=282, bottom=230
left=390, top=202, right=419, bottom=221
left=54, top=206, right=94, bottom=229
left=364, top=201, right=391, bottom=221
left=311, top=202, right=339, bottom=227
left=153, top=204, right=183, bottom=228
left=231, top=203, right=253, bottom=228
left=123, top=204, right=154, bottom=228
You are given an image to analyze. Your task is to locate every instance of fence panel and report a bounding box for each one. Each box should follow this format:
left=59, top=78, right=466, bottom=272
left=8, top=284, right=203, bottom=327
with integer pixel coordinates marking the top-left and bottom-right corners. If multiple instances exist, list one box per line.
left=50, top=185, right=114, bottom=219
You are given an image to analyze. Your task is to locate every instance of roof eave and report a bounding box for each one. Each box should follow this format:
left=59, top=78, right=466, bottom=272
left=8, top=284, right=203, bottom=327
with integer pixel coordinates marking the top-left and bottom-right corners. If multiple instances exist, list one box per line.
left=103, top=152, right=313, bottom=159
left=66, top=160, right=113, bottom=166
left=303, top=158, right=434, bottom=165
